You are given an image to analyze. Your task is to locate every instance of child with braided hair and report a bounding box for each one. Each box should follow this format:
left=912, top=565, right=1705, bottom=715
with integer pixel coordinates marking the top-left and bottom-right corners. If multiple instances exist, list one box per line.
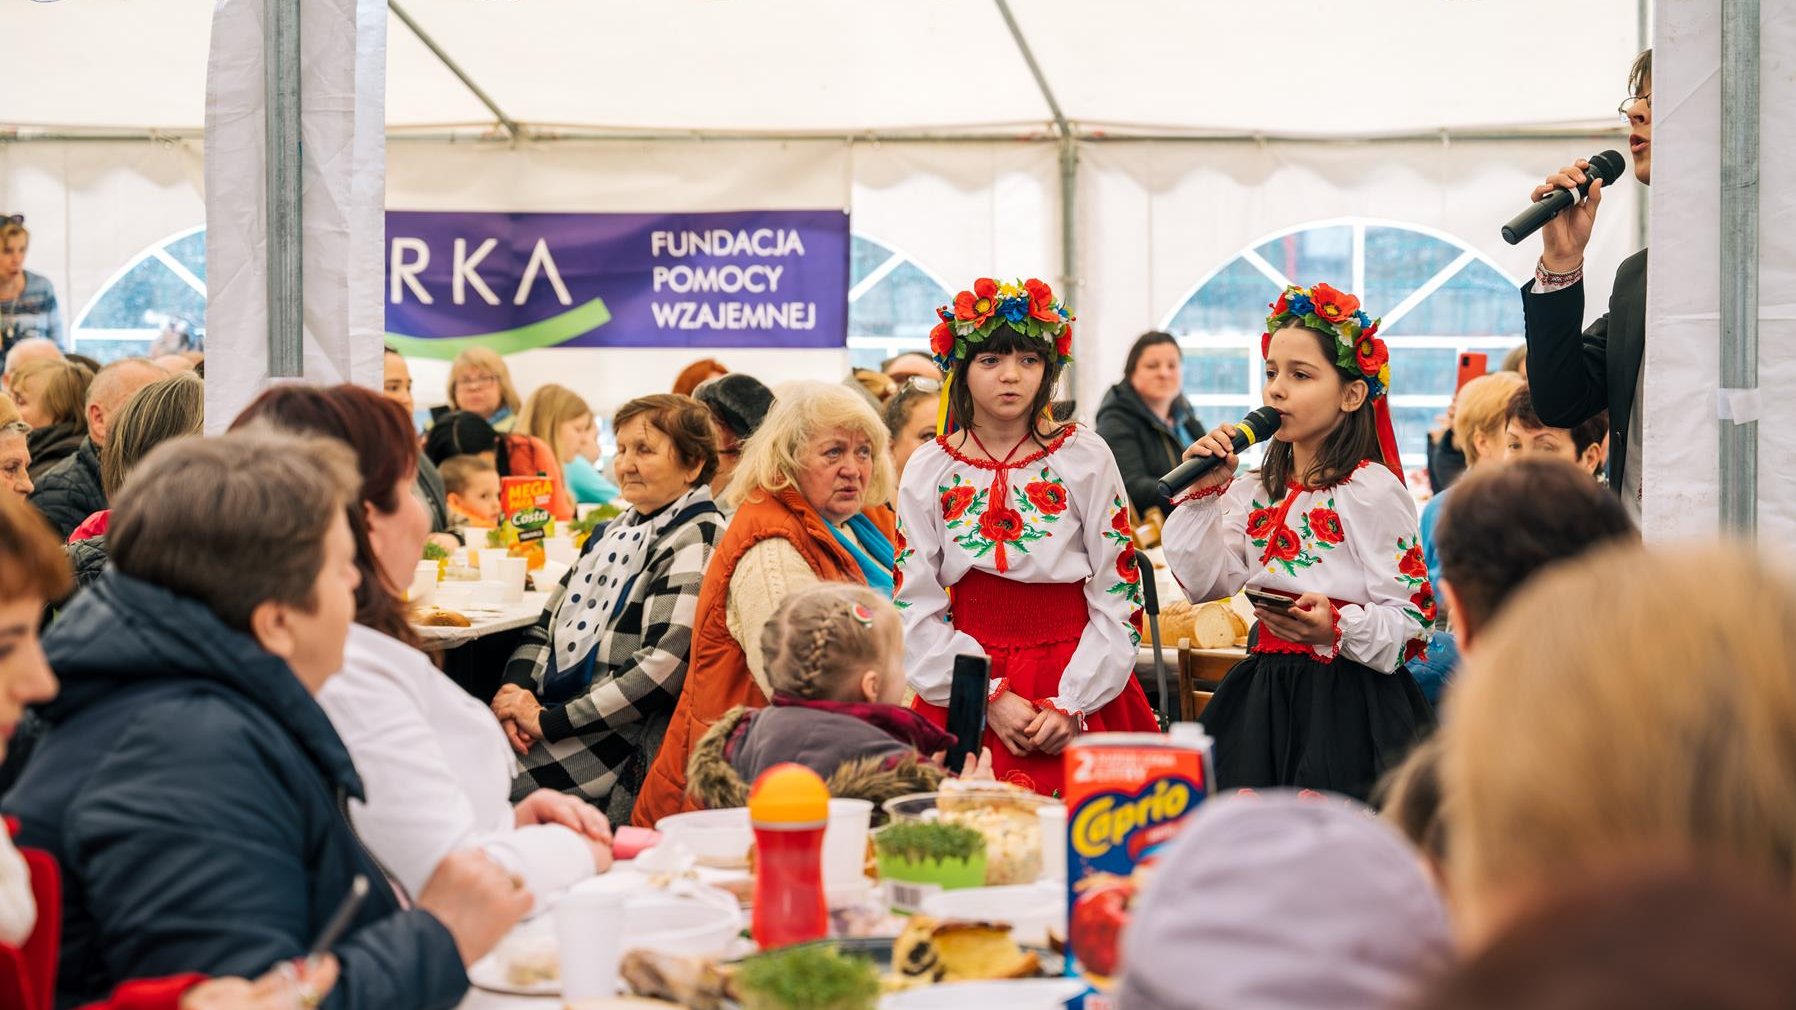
left=687, top=583, right=991, bottom=812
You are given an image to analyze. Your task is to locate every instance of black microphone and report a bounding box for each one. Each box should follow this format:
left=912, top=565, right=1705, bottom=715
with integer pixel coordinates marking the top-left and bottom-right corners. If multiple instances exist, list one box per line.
left=1157, top=406, right=1282, bottom=501
left=1501, top=150, right=1626, bottom=245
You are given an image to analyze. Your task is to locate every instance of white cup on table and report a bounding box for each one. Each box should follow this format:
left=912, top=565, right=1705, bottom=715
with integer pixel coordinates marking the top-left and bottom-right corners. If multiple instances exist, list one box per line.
left=497, top=557, right=529, bottom=603
left=477, top=548, right=510, bottom=581
left=823, top=798, right=874, bottom=906
left=553, top=885, right=627, bottom=999
left=462, top=526, right=495, bottom=552
left=409, top=561, right=437, bottom=608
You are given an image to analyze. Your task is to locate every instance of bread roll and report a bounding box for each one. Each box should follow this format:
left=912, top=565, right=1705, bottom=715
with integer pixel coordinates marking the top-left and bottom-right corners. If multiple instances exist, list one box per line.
left=1190, top=602, right=1239, bottom=649
left=418, top=608, right=472, bottom=628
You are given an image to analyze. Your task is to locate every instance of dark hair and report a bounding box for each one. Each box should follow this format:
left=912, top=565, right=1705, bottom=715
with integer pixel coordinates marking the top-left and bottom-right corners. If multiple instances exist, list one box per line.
left=1507, top=387, right=1608, bottom=457
left=1374, top=736, right=1446, bottom=865
left=424, top=411, right=500, bottom=467
left=231, top=384, right=422, bottom=644
left=0, top=489, right=72, bottom=603
left=1630, top=48, right=1653, bottom=96
left=881, top=381, right=937, bottom=442
left=1436, top=456, right=1636, bottom=637
left=110, top=431, right=360, bottom=633
left=945, top=323, right=1068, bottom=448
left=1123, top=331, right=1180, bottom=381
left=383, top=344, right=401, bottom=357
left=1416, top=866, right=1796, bottom=1010
left=613, top=393, right=721, bottom=488
left=1258, top=324, right=1379, bottom=495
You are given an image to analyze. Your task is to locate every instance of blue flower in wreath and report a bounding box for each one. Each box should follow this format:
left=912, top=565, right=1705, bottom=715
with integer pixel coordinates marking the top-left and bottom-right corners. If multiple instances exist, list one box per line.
left=1288, top=293, right=1315, bottom=317
left=1000, top=298, right=1029, bottom=323
left=1354, top=309, right=1372, bottom=328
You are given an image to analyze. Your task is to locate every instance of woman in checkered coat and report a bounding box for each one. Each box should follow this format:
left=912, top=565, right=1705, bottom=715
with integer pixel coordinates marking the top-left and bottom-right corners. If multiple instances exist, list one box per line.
left=493, top=394, right=726, bottom=825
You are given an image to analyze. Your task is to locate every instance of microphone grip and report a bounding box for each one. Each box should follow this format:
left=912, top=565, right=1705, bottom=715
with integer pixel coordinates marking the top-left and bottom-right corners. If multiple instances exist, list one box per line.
left=1156, top=453, right=1225, bottom=502
left=1502, top=187, right=1576, bottom=245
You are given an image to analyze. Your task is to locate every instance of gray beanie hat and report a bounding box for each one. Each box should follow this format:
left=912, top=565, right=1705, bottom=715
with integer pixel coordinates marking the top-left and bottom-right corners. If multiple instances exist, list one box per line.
left=693, top=373, right=775, bottom=439
left=1117, top=791, right=1454, bottom=1010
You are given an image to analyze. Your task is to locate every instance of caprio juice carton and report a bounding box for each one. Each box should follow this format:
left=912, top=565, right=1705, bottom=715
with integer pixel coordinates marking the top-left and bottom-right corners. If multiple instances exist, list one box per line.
left=1063, top=725, right=1214, bottom=1007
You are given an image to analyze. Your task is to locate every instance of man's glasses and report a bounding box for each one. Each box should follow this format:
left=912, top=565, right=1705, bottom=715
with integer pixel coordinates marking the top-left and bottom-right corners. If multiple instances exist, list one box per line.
left=456, top=374, right=499, bottom=390
left=899, top=377, right=942, bottom=395
left=1618, top=94, right=1651, bottom=120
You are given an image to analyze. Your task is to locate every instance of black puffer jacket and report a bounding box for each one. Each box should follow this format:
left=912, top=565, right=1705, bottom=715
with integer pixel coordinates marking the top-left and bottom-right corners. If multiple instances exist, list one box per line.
left=65, top=534, right=108, bottom=589
left=1094, top=381, right=1206, bottom=516
left=27, top=436, right=105, bottom=539
left=25, top=421, right=84, bottom=483
left=4, top=571, right=468, bottom=1010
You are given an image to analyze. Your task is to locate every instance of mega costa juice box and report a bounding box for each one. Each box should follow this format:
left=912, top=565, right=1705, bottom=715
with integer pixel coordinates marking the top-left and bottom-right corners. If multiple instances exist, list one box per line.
left=500, top=476, right=555, bottom=569
left=1063, top=726, right=1214, bottom=1006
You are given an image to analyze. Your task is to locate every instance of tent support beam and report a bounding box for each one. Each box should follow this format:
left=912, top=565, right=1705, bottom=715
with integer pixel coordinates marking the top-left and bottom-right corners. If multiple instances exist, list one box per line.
left=388, top=0, right=520, bottom=142
left=1719, top=0, right=1759, bottom=534
left=265, top=0, right=302, bottom=377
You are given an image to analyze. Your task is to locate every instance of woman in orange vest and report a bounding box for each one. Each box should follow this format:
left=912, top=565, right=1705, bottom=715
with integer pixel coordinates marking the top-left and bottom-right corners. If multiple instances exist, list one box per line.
left=634, top=382, right=897, bottom=826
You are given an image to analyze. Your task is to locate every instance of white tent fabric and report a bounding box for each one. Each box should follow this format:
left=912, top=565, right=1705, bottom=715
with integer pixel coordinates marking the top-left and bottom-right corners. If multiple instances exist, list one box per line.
left=1643, top=0, right=1795, bottom=539
left=7, top=0, right=1644, bottom=138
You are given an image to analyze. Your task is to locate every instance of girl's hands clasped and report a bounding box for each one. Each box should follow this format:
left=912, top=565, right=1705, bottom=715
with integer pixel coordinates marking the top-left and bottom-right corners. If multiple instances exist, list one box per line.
left=987, top=691, right=1041, bottom=757
left=1253, top=591, right=1337, bottom=648
left=1181, top=426, right=1242, bottom=494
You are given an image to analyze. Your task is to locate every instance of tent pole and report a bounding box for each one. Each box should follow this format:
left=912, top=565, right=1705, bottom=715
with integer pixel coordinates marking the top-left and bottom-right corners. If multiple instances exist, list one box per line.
left=1719, top=0, right=1760, bottom=535
left=265, top=0, right=302, bottom=377
left=388, top=0, right=521, bottom=142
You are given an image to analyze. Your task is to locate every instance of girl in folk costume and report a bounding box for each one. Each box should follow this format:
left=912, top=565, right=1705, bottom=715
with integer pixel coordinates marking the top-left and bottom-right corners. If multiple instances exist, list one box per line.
left=1163, top=283, right=1435, bottom=802
left=897, top=278, right=1159, bottom=797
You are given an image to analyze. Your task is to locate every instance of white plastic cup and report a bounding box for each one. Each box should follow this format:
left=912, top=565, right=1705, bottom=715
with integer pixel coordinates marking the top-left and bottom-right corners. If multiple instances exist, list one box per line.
left=477, top=548, right=510, bottom=580
left=463, top=527, right=496, bottom=551
left=543, top=536, right=577, bottom=566
left=408, top=563, right=437, bottom=608
left=498, top=556, right=529, bottom=603
left=1037, top=804, right=1068, bottom=881
left=822, top=798, right=874, bottom=906
left=553, top=886, right=626, bottom=999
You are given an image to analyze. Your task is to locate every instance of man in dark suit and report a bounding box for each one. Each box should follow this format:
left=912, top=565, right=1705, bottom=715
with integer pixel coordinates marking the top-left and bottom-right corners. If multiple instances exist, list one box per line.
left=1521, top=49, right=1652, bottom=519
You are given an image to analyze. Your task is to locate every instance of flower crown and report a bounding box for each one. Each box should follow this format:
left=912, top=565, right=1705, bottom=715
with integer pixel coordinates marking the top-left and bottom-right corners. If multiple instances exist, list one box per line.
left=1263, top=282, right=1390, bottom=399
left=929, top=277, right=1075, bottom=371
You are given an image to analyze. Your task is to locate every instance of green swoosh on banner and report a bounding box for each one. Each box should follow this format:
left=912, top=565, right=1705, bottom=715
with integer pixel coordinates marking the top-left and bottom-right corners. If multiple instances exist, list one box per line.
left=384, top=297, right=612, bottom=359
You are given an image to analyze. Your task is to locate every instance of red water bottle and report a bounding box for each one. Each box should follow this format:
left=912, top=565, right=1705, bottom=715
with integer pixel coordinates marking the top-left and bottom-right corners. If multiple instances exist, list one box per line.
left=748, top=763, right=831, bottom=949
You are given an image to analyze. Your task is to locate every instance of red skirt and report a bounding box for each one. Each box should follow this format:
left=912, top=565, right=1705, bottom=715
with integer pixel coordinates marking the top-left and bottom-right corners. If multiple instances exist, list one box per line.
left=912, top=569, right=1160, bottom=797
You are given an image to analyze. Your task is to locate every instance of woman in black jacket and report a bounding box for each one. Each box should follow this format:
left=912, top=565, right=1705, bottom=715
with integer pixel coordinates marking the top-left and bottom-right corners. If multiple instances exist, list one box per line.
left=3, top=430, right=530, bottom=1010
left=1095, top=331, right=1205, bottom=521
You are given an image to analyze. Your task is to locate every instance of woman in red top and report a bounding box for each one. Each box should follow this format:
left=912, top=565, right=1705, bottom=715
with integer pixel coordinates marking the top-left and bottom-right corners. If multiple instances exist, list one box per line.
left=0, top=493, right=336, bottom=1010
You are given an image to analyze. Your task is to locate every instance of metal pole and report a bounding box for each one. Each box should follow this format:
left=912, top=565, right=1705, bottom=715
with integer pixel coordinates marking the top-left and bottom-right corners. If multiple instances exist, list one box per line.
left=265, top=0, right=303, bottom=378
left=1719, top=0, right=1760, bottom=534
left=389, top=0, right=521, bottom=142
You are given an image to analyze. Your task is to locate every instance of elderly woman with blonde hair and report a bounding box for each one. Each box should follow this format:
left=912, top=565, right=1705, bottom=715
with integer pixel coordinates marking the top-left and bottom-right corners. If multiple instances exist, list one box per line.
left=634, top=381, right=898, bottom=825
left=1442, top=541, right=1796, bottom=949
left=446, top=346, right=524, bottom=432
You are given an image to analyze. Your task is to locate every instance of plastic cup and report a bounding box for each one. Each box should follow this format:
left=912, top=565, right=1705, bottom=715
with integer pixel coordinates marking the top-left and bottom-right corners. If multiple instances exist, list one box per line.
left=822, top=798, right=873, bottom=906
left=477, top=548, right=510, bottom=580
left=553, top=886, right=626, bottom=999
left=1037, top=805, right=1068, bottom=881
left=498, top=556, right=529, bottom=603
left=409, top=561, right=438, bottom=608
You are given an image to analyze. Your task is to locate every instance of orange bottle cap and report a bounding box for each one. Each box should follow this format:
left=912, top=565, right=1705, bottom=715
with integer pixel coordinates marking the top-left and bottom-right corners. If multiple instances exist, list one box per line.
left=747, top=763, right=830, bottom=825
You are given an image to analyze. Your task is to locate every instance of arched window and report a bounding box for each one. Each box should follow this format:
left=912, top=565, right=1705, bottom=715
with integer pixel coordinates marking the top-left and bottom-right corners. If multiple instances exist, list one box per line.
left=1163, top=219, right=1523, bottom=474
left=71, top=226, right=207, bottom=364
left=846, top=234, right=952, bottom=373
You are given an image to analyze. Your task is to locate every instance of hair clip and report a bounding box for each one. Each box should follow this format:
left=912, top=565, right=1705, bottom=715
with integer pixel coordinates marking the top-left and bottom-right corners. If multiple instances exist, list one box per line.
left=849, top=603, right=875, bottom=627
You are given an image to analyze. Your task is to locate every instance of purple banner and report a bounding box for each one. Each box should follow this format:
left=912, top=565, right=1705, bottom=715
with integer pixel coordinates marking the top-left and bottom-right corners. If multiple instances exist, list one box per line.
left=384, top=209, right=848, bottom=358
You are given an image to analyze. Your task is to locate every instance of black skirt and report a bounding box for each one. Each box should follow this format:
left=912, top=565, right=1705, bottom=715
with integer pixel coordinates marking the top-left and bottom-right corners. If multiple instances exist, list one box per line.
left=1202, top=649, right=1435, bottom=803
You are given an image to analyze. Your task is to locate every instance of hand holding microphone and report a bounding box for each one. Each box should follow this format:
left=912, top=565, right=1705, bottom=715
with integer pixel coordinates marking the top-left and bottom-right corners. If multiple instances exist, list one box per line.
left=1158, top=406, right=1283, bottom=500
left=1502, top=150, right=1626, bottom=256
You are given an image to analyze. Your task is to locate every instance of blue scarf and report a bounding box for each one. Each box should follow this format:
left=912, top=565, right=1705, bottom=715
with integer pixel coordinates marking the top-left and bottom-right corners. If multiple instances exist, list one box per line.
left=829, top=513, right=895, bottom=596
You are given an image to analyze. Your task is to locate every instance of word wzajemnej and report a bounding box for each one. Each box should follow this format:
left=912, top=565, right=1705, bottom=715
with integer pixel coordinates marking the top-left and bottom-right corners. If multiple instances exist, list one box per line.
left=651, top=301, right=818, bottom=330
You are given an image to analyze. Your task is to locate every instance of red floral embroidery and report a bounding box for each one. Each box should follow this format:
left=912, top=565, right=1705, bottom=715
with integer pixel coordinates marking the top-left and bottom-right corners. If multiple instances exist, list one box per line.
left=1307, top=507, right=1344, bottom=545
left=1404, top=638, right=1429, bottom=664
left=979, top=506, right=1025, bottom=543
left=1024, top=479, right=1069, bottom=515
left=1246, top=505, right=1279, bottom=541
left=941, top=485, right=977, bottom=523
left=1398, top=543, right=1428, bottom=580
left=1410, top=584, right=1438, bottom=623
left=1264, top=526, right=1303, bottom=563
left=1116, top=545, right=1141, bottom=583
left=1110, top=508, right=1131, bottom=536
left=1130, top=607, right=1145, bottom=636
left=1003, top=770, right=1039, bottom=792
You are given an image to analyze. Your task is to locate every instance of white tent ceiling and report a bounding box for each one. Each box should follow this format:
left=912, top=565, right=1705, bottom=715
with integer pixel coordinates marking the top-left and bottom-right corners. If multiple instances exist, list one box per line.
left=7, top=0, right=1646, bottom=139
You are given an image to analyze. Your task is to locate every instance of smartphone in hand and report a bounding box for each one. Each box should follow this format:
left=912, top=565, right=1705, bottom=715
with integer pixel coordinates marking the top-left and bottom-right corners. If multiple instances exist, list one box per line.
left=945, top=655, right=991, bottom=774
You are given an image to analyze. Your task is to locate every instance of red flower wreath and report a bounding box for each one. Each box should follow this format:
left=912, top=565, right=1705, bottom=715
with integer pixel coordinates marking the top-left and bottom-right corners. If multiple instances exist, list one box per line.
left=954, top=278, right=1000, bottom=328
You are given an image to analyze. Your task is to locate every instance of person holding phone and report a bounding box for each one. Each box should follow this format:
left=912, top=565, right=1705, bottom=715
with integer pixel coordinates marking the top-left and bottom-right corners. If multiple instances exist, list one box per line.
left=896, top=278, right=1158, bottom=798
left=1162, top=283, right=1435, bottom=802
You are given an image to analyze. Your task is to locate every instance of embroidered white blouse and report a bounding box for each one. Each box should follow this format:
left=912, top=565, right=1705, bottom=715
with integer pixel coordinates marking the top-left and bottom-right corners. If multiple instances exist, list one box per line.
left=1161, top=461, right=1434, bottom=673
left=896, top=426, right=1144, bottom=718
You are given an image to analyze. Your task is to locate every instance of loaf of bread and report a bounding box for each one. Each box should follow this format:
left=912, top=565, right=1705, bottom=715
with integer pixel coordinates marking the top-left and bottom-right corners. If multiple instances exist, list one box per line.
left=417, top=608, right=472, bottom=628
left=1155, top=600, right=1246, bottom=649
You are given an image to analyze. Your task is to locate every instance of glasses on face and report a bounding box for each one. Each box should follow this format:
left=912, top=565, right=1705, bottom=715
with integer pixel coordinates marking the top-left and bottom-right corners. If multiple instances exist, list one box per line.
left=1618, top=93, right=1651, bottom=120
left=456, top=374, right=499, bottom=390
left=1, top=215, right=22, bottom=226
left=899, top=377, right=942, bottom=395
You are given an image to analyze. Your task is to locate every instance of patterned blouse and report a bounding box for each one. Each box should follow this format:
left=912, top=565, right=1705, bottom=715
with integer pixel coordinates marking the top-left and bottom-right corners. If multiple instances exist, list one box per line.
left=895, top=425, right=1143, bottom=719
left=1162, top=460, right=1434, bottom=672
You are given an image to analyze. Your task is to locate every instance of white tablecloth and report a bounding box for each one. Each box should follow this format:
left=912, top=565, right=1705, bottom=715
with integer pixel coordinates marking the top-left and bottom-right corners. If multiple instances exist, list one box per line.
left=415, top=591, right=551, bottom=652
